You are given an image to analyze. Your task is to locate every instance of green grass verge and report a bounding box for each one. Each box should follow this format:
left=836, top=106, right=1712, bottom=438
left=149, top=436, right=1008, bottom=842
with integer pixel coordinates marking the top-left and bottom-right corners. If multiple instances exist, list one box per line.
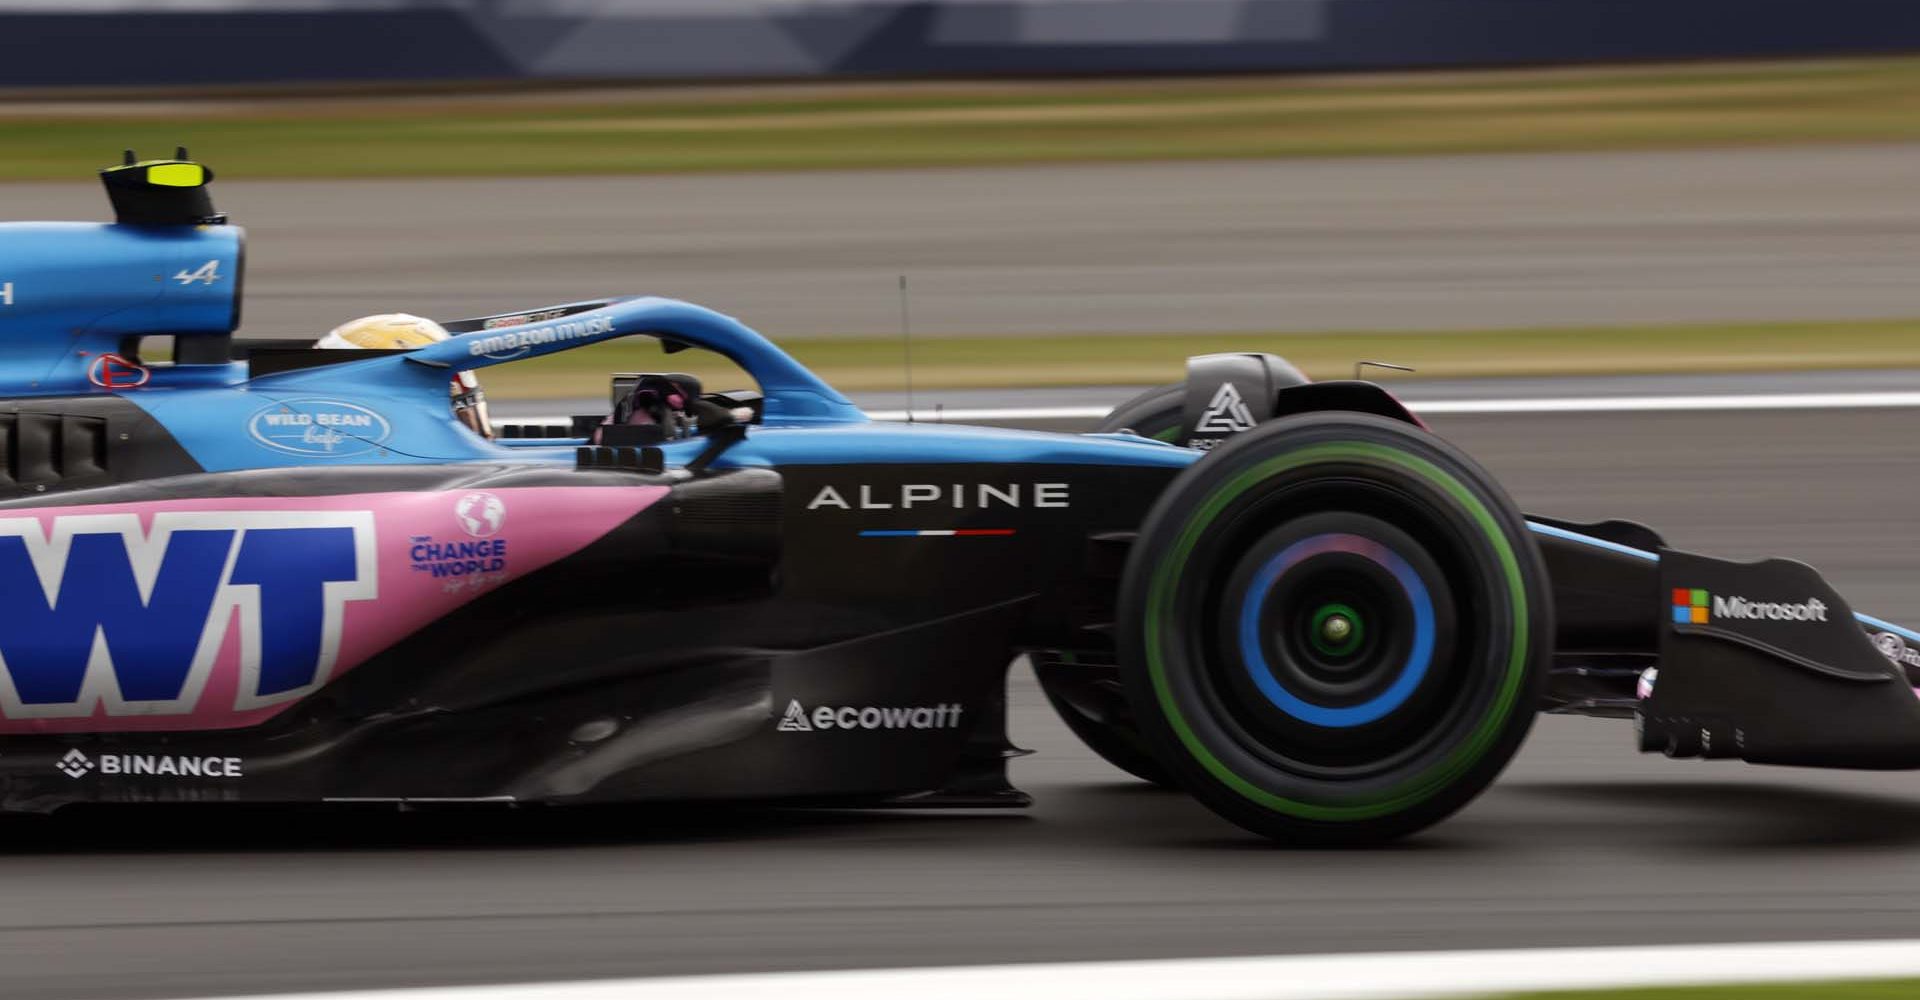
left=477, top=317, right=1920, bottom=398
left=1493, top=980, right=1920, bottom=999
left=11, top=56, right=1920, bottom=178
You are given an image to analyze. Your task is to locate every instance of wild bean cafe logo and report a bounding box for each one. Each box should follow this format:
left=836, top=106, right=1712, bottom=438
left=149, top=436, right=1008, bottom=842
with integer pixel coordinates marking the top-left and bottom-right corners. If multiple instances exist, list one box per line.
left=249, top=399, right=392, bottom=458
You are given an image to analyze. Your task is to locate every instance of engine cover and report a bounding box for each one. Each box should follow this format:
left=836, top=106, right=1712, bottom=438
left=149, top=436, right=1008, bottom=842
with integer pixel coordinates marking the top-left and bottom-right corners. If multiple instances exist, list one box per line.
left=0, top=221, right=243, bottom=394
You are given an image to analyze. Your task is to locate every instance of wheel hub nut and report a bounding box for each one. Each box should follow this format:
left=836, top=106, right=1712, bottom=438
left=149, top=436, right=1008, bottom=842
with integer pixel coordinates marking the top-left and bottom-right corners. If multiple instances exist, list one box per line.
left=1322, top=615, right=1353, bottom=644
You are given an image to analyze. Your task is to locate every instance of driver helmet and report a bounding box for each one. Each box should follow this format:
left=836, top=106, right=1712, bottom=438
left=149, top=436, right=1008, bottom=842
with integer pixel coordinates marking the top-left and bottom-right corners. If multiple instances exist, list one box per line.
left=316, top=313, right=493, bottom=439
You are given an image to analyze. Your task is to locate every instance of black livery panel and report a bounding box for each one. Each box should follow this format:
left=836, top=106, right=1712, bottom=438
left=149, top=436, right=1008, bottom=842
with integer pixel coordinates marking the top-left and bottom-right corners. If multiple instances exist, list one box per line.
left=0, top=455, right=1183, bottom=812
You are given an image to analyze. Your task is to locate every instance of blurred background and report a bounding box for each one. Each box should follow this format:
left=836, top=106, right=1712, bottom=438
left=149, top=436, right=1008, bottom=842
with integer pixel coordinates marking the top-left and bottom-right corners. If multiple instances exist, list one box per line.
left=10, top=3, right=1920, bottom=999
left=6, top=0, right=1920, bottom=397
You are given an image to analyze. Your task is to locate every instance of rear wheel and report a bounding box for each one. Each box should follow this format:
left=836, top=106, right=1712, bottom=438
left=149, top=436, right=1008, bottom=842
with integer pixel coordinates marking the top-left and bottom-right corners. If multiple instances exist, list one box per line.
left=1033, top=655, right=1170, bottom=785
left=1027, top=385, right=1187, bottom=784
left=1032, top=383, right=1202, bottom=785
left=1096, top=357, right=1307, bottom=446
left=1035, top=379, right=1293, bottom=784
left=1099, top=383, right=1187, bottom=443
left=1118, top=413, right=1551, bottom=843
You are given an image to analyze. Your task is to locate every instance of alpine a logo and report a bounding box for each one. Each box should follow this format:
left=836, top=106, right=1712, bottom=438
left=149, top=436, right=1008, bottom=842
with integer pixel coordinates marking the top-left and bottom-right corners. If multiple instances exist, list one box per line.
left=776, top=699, right=965, bottom=732
left=56, top=747, right=242, bottom=780
left=249, top=399, right=391, bottom=458
left=1195, top=382, right=1256, bottom=435
left=0, top=511, right=377, bottom=719
left=1672, top=588, right=1828, bottom=625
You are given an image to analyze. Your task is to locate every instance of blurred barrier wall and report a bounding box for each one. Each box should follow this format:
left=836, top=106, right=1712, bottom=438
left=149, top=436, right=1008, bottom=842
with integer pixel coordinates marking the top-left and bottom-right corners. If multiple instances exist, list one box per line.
left=4, top=0, right=1920, bottom=86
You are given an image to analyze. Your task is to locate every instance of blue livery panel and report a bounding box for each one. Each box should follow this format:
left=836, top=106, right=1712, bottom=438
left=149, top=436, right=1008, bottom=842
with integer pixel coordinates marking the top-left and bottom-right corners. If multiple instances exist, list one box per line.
left=0, top=221, right=241, bottom=396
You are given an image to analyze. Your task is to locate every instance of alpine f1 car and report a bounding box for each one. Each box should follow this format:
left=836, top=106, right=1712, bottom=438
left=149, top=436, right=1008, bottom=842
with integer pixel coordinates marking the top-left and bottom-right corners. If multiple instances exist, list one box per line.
left=1, top=154, right=1917, bottom=844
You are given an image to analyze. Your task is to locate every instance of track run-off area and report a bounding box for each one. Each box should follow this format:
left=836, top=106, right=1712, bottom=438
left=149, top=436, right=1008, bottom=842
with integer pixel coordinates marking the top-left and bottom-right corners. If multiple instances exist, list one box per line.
left=6, top=144, right=1920, bottom=340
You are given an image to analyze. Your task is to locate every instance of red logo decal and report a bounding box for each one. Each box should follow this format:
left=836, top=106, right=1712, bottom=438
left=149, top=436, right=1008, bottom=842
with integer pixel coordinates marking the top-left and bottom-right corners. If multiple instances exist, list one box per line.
left=87, top=354, right=150, bottom=389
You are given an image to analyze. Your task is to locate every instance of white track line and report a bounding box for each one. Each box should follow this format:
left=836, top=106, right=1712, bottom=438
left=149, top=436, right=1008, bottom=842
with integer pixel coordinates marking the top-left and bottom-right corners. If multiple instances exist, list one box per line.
left=1411, top=390, right=1920, bottom=415
left=507, top=390, right=1920, bottom=427
left=209, top=939, right=1920, bottom=1000
left=865, top=404, right=1113, bottom=421
left=864, top=391, right=1920, bottom=423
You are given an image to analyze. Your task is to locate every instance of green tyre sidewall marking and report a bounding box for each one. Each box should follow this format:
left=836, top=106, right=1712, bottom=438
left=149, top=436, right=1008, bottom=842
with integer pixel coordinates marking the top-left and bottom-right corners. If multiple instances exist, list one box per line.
left=1144, top=440, right=1530, bottom=823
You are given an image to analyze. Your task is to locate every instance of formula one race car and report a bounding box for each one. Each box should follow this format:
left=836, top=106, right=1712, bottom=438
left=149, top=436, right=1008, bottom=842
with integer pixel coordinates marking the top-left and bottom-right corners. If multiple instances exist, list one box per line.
left=1, top=154, right=1918, bottom=843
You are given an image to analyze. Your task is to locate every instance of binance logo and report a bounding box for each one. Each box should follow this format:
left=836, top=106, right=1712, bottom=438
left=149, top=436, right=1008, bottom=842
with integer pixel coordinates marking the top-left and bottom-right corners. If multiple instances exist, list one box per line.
left=1672, top=588, right=1709, bottom=625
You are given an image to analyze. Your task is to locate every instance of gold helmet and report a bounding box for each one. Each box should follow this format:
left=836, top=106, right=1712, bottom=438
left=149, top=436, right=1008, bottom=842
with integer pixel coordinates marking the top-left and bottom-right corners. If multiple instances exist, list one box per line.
left=316, top=314, right=494, bottom=439
left=317, top=313, right=449, bottom=351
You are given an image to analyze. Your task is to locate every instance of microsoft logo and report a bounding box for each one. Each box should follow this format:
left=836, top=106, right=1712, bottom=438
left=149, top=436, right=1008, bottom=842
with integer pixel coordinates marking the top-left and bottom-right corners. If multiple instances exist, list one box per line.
left=1672, top=587, right=1828, bottom=625
left=1672, top=588, right=1709, bottom=625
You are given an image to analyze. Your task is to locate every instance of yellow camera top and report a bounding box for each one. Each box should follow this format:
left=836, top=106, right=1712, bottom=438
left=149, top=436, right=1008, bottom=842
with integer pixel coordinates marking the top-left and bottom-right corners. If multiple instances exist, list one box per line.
left=99, top=147, right=224, bottom=225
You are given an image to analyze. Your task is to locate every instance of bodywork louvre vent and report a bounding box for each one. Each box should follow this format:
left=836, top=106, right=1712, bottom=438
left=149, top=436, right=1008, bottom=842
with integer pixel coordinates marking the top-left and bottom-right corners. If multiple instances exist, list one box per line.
left=0, top=412, right=111, bottom=488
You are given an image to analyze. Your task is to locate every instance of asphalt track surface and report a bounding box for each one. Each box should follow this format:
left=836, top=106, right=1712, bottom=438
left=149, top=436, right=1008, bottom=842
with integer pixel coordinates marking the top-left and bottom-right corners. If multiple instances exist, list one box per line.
left=8, top=144, right=1920, bottom=337
left=1, top=402, right=1918, bottom=1000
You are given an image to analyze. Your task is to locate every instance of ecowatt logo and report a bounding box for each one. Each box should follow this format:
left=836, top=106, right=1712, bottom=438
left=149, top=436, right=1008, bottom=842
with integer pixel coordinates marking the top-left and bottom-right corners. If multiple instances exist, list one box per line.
left=776, top=699, right=964, bottom=733
left=1672, top=588, right=1828, bottom=625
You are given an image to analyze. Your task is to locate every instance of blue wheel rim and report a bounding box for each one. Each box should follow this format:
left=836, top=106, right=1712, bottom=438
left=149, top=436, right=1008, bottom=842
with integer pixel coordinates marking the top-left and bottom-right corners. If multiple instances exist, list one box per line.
left=1236, top=532, right=1436, bottom=728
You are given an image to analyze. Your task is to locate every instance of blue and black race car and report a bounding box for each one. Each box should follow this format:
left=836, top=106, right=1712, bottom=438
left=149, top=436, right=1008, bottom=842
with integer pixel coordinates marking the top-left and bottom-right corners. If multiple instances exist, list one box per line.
left=0, top=153, right=1915, bottom=843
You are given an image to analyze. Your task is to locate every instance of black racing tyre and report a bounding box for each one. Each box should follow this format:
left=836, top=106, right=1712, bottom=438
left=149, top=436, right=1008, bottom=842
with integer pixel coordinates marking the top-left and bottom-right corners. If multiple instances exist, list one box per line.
left=1095, top=360, right=1308, bottom=446
left=1097, top=383, right=1187, bottom=443
left=1038, top=376, right=1310, bottom=786
left=1117, top=413, right=1552, bottom=844
left=1029, top=383, right=1185, bottom=785
left=1033, top=658, right=1173, bottom=785
left=1030, top=383, right=1185, bottom=785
